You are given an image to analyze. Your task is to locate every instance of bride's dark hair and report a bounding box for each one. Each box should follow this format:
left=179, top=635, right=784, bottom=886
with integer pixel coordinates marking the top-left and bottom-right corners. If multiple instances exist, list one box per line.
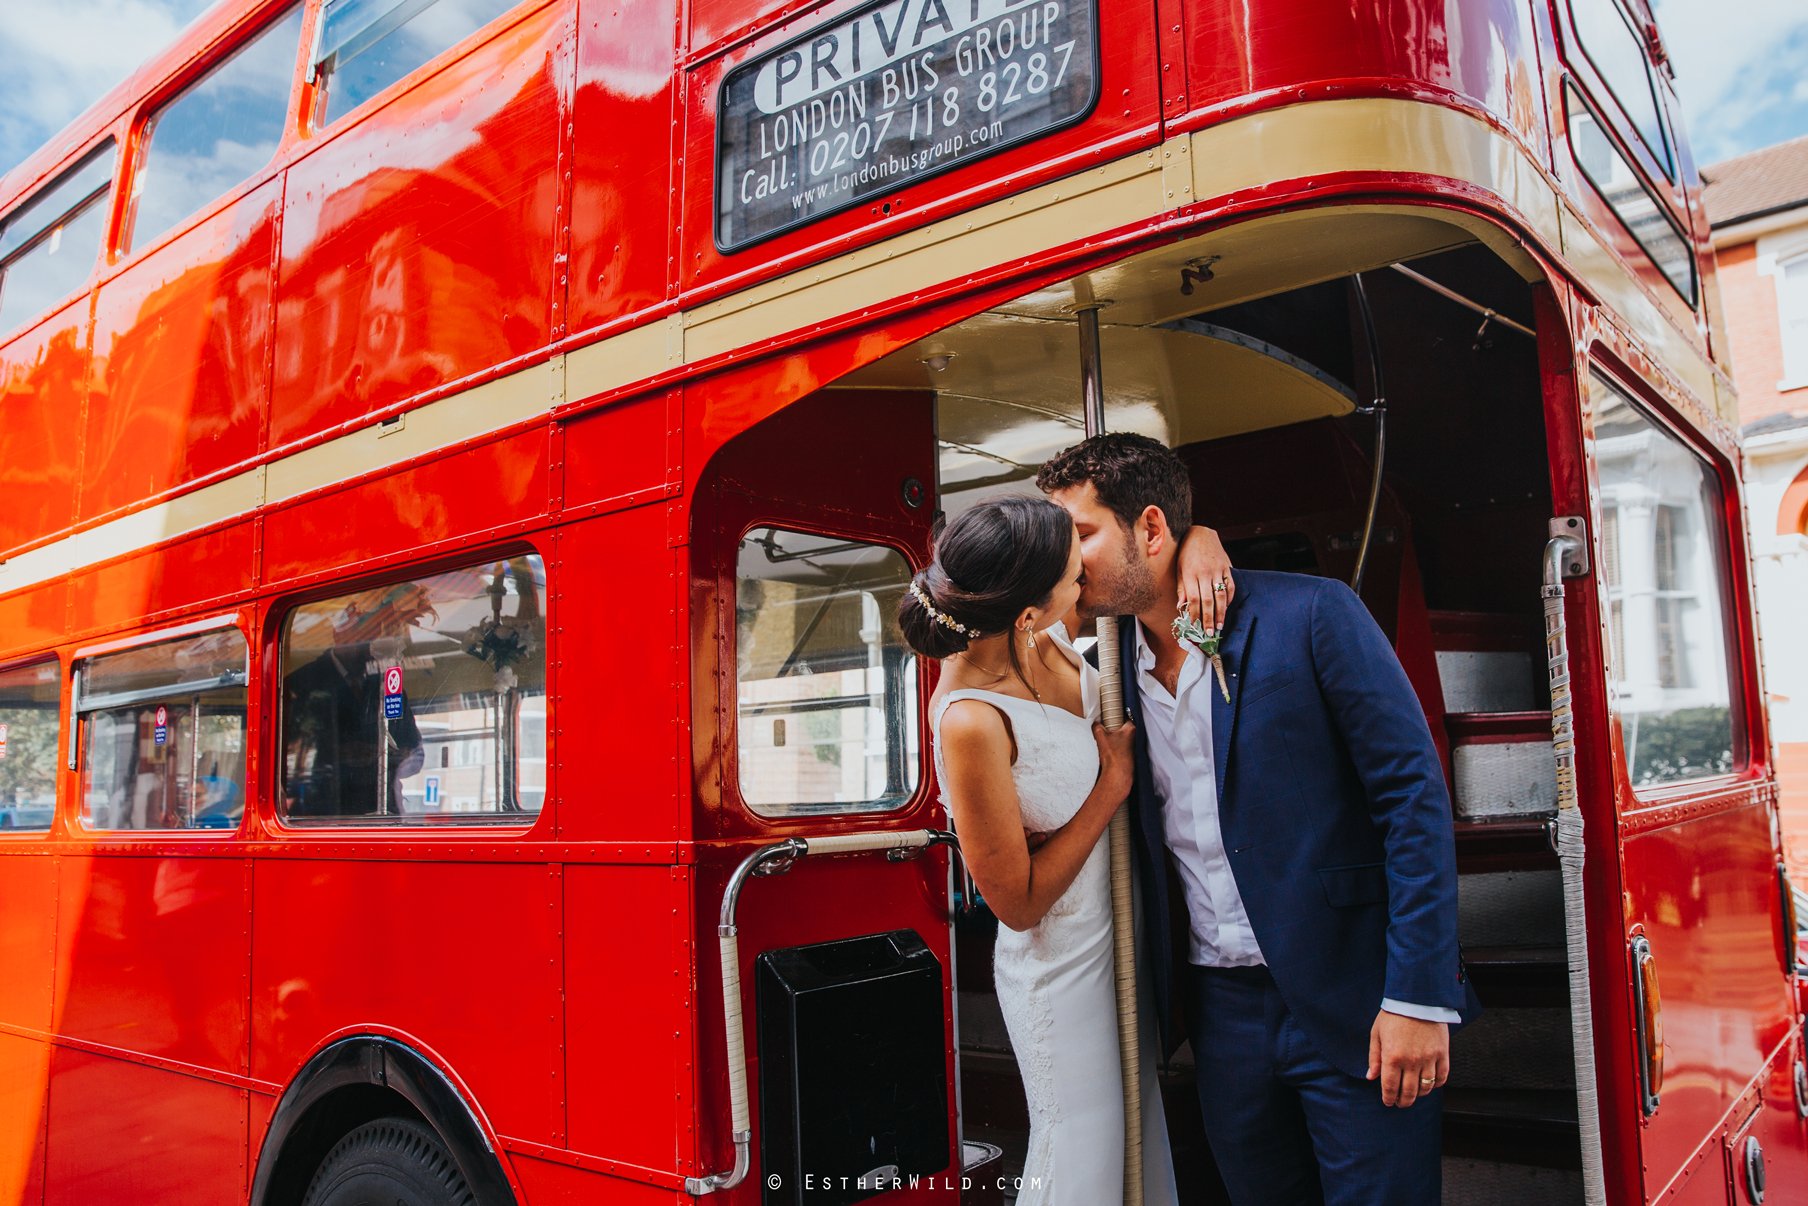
left=898, top=496, right=1074, bottom=680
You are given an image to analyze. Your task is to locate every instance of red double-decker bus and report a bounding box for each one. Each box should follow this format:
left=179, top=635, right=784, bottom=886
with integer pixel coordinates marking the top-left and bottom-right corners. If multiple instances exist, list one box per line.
left=0, top=0, right=1801, bottom=1202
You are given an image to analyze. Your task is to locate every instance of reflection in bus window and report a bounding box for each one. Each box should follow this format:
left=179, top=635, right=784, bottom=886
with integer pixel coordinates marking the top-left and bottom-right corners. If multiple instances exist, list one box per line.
left=311, top=0, right=520, bottom=126
left=0, top=661, right=63, bottom=831
left=1565, top=86, right=1695, bottom=306
left=78, top=628, right=249, bottom=830
left=1566, top=0, right=1672, bottom=179
left=281, top=555, right=546, bottom=823
left=736, top=529, right=919, bottom=817
left=127, top=4, right=304, bottom=254
left=1593, top=373, right=1739, bottom=787
left=0, top=142, right=115, bottom=337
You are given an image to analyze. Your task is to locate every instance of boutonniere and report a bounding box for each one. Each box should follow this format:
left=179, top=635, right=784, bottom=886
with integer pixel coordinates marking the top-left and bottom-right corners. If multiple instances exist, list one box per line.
left=1173, top=602, right=1231, bottom=701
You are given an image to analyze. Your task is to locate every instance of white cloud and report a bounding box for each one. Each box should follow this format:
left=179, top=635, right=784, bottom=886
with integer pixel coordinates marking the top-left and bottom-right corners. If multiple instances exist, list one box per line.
left=1650, top=0, right=1808, bottom=163
left=0, top=0, right=219, bottom=183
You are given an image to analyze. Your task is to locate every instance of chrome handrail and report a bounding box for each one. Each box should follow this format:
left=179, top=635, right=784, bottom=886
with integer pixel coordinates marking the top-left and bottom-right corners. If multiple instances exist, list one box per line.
left=686, top=828, right=959, bottom=1196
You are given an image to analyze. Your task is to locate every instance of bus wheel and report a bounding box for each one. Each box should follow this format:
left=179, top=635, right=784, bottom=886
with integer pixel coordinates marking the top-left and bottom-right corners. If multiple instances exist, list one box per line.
left=301, top=1117, right=475, bottom=1206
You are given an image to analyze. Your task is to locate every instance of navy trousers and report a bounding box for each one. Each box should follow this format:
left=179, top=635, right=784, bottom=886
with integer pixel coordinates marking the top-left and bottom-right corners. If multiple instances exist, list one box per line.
left=1182, top=964, right=1442, bottom=1206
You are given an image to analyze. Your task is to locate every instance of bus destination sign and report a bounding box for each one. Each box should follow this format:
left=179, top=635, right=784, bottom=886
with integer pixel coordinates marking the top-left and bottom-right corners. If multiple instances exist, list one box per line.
left=714, top=0, right=1099, bottom=251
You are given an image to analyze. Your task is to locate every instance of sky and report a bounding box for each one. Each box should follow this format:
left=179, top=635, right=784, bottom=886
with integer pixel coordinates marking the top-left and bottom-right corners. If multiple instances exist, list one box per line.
left=0, top=0, right=1805, bottom=186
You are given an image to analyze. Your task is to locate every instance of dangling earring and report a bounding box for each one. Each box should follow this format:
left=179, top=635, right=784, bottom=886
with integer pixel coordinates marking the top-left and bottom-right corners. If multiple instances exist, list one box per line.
left=1024, top=625, right=1037, bottom=652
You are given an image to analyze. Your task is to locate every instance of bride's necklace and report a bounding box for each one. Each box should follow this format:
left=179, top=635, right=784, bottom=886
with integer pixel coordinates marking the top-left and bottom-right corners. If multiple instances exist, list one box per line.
left=959, top=648, right=1041, bottom=700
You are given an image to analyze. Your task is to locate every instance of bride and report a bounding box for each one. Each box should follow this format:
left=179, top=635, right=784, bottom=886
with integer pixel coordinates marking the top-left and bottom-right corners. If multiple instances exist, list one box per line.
left=898, top=495, right=1227, bottom=1205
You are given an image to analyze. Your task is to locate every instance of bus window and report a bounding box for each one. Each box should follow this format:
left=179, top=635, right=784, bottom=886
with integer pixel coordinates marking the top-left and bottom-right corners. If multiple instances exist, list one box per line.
left=735, top=529, right=919, bottom=817
left=0, top=660, right=62, bottom=831
left=126, top=4, right=304, bottom=254
left=1564, top=84, right=1695, bottom=306
left=1593, top=372, right=1740, bottom=788
left=280, top=555, right=546, bottom=823
left=1566, top=0, right=1672, bottom=180
left=308, top=0, right=522, bottom=127
left=0, top=141, right=115, bottom=338
left=77, top=627, right=249, bottom=830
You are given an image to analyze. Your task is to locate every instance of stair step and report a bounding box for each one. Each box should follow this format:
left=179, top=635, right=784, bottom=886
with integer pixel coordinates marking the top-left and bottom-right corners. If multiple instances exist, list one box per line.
left=1441, top=1088, right=1580, bottom=1170
left=1464, top=945, right=1569, bottom=1008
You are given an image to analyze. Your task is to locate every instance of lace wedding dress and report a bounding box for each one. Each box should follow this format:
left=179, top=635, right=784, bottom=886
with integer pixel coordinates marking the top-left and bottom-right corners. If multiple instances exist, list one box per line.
left=933, top=628, right=1178, bottom=1206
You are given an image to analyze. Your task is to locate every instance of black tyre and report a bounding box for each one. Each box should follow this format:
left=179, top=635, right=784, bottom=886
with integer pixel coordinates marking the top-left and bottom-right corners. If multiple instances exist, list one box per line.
left=301, top=1117, right=476, bottom=1206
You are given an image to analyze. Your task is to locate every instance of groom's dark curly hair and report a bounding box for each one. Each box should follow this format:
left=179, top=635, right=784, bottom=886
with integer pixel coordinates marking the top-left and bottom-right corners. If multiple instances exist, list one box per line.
left=1034, top=431, right=1194, bottom=538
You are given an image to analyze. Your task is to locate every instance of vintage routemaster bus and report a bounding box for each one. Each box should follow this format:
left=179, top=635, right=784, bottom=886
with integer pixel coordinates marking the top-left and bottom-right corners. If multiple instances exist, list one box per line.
left=0, top=0, right=1802, bottom=1201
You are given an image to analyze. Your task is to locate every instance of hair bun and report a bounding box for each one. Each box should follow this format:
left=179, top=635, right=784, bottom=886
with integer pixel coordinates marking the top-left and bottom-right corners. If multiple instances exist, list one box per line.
left=895, top=496, right=1073, bottom=666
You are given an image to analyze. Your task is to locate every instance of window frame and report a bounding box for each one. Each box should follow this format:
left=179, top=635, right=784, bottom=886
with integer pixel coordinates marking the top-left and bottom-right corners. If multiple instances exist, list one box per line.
left=1561, top=0, right=1675, bottom=184
left=0, top=654, right=67, bottom=839
left=1775, top=247, right=1808, bottom=393
left=118, top=0, right=308, bottom=263
left=267, top=544, right=553, bottom=833
left=724, top=516, right=929, bottom=823
left=1562, top=80, right=1697, bottom=309
left=302, top=0, right=539, bottom=133
left=0, top=139, right=119, bottom=339
left=1587, top=363, right=1752, bottom=797
left=69, top=613, right=252, bottom=837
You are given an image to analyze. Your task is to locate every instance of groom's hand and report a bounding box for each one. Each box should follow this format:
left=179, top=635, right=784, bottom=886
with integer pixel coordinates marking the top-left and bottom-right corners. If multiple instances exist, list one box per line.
left=1367, top=1011, right=1449, bottom=1107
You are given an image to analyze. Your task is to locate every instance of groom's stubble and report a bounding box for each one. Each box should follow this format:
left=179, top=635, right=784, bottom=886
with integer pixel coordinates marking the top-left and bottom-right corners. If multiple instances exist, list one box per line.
left=1076, top=516, right=1164, bottom=620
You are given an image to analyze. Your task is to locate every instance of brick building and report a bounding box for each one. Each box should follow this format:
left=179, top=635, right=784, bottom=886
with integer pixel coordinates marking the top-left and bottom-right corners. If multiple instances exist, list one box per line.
left=1705, top=134, right=1808, bottom=869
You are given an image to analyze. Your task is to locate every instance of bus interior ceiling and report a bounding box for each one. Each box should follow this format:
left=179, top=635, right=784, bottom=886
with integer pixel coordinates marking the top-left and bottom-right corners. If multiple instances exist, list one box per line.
left=838, top=213, right=1584, bottom=1204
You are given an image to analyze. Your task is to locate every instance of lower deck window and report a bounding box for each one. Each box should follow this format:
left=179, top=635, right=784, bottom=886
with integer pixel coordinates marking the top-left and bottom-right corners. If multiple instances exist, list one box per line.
left=0, top=660, right=63, bottom=831
left=1593, top=373, right=1739, bottom=786
left=280, top=555, right=546, bottom=823
left=78, top=628, right=249, bottom=831
left=735, top=529, right=919, bottom=817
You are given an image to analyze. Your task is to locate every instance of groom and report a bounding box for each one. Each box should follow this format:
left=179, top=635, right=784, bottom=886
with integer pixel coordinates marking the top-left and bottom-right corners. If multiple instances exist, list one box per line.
left=1038, top=433, right=1475, bottom=1205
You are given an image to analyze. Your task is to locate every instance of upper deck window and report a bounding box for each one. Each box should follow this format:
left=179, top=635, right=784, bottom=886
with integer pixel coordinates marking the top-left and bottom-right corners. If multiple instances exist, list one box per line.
left=1566, top=0, right=1673, bottom=181
left=0, top=660, right=63, bottom=832
left=1593, top=372, right=1741, bottom=788
left=126, top=4, right=304, bottom=254
left=308, top=0, right=521, bottom=127
left=735, top=529, right=920, bottom=817
left=1565, top=85, right=1695, bottom=307
left=0, top=142, right=116, bottom=339
left=77, top=626, right=250, bottom=831
left=280, top=555, right=547, bottom=824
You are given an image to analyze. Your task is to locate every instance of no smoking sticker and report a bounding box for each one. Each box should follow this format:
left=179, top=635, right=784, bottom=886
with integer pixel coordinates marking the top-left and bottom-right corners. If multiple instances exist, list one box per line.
left=154, top=705, right=168, bottom=746
left=383, top=666, right=405, bottom=719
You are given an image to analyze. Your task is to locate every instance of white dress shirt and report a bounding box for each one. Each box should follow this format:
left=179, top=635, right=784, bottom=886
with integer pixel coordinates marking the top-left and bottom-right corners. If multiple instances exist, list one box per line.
left=1132, top=624, right=1459, bottom=1024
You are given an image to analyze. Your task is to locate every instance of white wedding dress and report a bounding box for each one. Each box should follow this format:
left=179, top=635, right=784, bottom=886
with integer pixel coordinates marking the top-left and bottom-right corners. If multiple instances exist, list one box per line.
left=933, top=628, right=1179, bottom=1206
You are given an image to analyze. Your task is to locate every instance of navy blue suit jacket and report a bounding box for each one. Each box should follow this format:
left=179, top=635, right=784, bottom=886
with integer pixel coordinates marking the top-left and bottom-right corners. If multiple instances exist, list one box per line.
left=1116, top=570, right=1477, bottom=1078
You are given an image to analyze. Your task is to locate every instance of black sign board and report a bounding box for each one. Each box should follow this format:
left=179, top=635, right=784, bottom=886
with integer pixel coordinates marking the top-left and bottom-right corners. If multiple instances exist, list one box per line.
left=714, top=0, right=1100, bottom=252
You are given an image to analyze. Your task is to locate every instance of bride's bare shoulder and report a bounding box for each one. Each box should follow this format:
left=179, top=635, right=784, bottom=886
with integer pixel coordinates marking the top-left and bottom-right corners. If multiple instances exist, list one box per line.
left=936, top=696, right=1018, bottom=767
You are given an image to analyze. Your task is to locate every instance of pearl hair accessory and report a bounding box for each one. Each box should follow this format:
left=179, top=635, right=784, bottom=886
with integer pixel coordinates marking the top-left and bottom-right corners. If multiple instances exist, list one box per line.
left=909, top=580, right=972, bottom=637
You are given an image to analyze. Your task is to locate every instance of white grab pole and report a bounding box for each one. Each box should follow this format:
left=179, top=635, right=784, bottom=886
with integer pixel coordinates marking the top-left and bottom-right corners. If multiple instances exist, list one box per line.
left=1078, top=299, right=1144, bottom=1206
left=1543, top=529, right=1605, bottom=1206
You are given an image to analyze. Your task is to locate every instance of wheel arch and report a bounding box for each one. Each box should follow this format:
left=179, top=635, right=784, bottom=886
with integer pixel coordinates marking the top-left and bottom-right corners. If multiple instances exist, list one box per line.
left=250, top=1036, right=516, bottom=1206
